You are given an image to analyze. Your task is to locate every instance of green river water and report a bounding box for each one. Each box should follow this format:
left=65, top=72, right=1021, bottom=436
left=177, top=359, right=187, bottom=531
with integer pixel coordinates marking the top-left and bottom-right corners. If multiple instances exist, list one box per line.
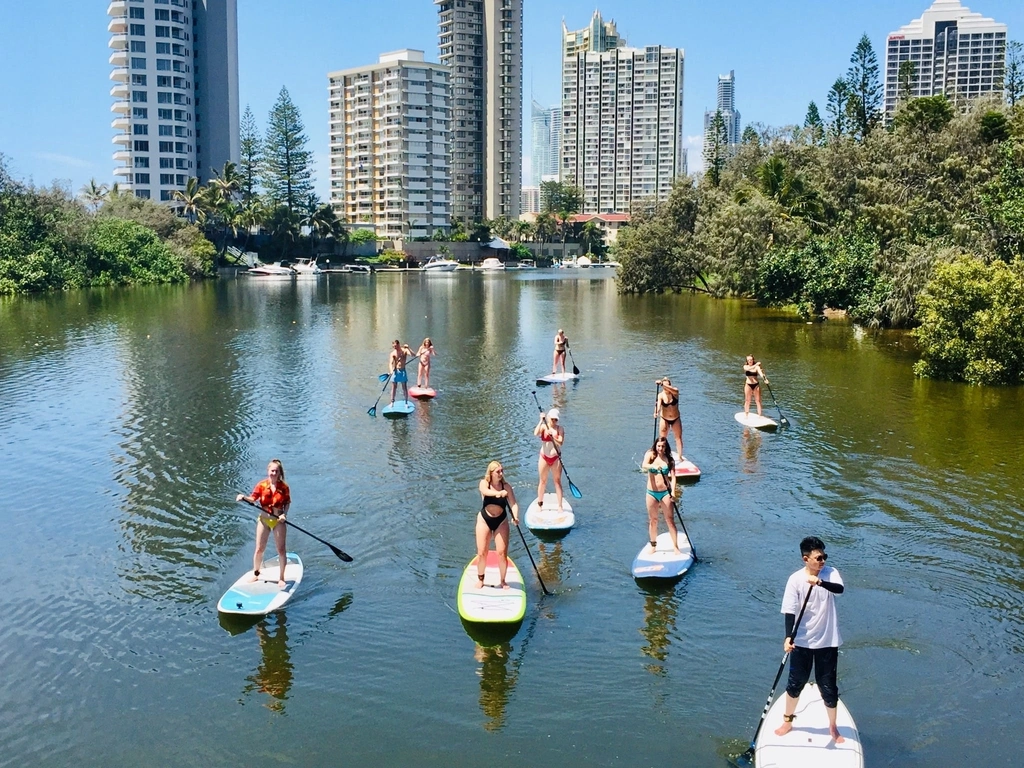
left=2, top=270, right=1022, bottom=766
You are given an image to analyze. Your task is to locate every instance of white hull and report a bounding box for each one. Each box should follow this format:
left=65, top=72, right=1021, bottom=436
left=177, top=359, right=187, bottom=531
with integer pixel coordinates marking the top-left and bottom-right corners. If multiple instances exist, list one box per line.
left=755, top=683, right=864, bottom=767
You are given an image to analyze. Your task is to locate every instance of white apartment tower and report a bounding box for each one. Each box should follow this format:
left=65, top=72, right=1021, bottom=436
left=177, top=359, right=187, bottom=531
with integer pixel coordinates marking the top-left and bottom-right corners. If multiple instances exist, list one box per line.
left=530, top=101, right=561, bottom=185
left=703, top=70, right=742, bottom=171
left=108, top=0, right=239, bottom=202
left=328, top=50, right=452, bottom=241
left=884, top=0, right=1007, bottom=119
left=562, top=12, right=685, bottom=213
left=436, top=0, right=523, bottom=224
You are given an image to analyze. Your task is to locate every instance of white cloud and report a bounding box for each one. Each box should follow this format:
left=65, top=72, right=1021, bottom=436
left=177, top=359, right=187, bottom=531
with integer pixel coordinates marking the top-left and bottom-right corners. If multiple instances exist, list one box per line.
left=684, top=134, right=704, bottom=174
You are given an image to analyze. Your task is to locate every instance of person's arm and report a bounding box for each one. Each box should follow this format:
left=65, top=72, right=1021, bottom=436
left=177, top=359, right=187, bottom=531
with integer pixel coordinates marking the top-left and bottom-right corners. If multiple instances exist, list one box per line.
left=389, top=352, right=396, bottom=373
left=640, top=450, right=655, bottom=471
left=553, top=426, right=565, bottom=448
left=811, top=567, right=844, bottom=594
left=533, top=417, right=545, bottom=437
left=506, top=485, right=519, bottom=524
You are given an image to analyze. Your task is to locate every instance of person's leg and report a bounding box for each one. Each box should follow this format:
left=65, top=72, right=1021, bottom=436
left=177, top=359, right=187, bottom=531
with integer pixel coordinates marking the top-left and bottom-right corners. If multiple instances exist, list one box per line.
left=417, top=361, right=424, bottom=387
left=662, top=496, right=680, bottom=553
left=659, top=417, right=668, bottom=441
left=775, top=646, right=813, bottom=736
left=495, top=525, right=510, bottom=588
left=553, top=461, right=563, bottom=511
left=815, top=647, right=845, bottom=743
left=423, top=364, right=430, bottom=388
left=537, top=456, right=548, bottom=505
left=672, top=421, right=683, bottom=457
left=273, top=523, right=288, bottom=587
left=552, top=349, right=558, bottom=374
left=252, top=520, right=270, bottom=579
left=646, top=493, right=659, bottom=549
left=474, top=516, right=491, bottom=588
left=755, top=386, right=763, bottom=416
left=390, top=380, right=397, bottom=404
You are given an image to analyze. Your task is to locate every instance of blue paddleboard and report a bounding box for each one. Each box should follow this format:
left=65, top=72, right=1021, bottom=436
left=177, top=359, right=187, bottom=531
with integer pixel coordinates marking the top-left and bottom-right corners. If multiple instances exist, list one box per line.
left=631, top=532, right=694, bottom=579
left=217, top=553, right=303, bottom=615
left=381, top=399, right=415, bottom=417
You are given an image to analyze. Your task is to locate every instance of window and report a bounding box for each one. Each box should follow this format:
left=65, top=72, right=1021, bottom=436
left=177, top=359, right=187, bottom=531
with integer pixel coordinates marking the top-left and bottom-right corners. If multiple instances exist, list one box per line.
left=133, top=140, right=149, bottom=151
left=130, top=40, right=146, bottom=53
left=132, top=90, right=147, bottom=102
left=129, top=7, right=144, bottom=18
left=134, top=157, right=149, bottom=168
left=157, top=92, right=172, bottom=103
left=157, top=75, right=171, bottom=87
left=131, top=74, right=147, bottom=85
left=160, top=173, right=174, bottom=184
left=176, top=174, right=187, bottom=185
left=157, top=108, right=172, bottom=120
left=160, top=190, right=173, bottom=201
left=135, top=190, right=151, bottom=199
left=156, top=42, right=171, bottom=54
left=157, top=59, right=171, bottom=70
left=159, top=141, right=174, bottom=152
left=159, top=158, right=173, bottom=168
left=175, top=142, right=188, bottom=153
left=174, top=126, right=187, bottom=137
left=155, top=25, right=170, bottom=37
left=130, top=57, right=146, bottom=69
left=175, top=158, right=189, bottom=169
left=129, top=23, right=145, bottom=35
left=155, top=8, right=170, bottom=20
left=133, top=124, right=148, bottom=135
left=158, top=125, right=172, bottom=136
left=132, top=107, right=148, bottom=118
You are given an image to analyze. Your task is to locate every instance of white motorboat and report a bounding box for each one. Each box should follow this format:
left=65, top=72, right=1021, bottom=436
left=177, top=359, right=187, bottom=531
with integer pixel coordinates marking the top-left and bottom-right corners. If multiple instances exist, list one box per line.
left=246, top=262, right=296, bottom=277
left=515, top=259, right=537, bottom=269
left=577, top=255, right=592, bottom=268
left=479, top=257, right=505, bottom=271
left=290, top=257, right=323, bottom=277
left=421, top=255, right=459, bottom=273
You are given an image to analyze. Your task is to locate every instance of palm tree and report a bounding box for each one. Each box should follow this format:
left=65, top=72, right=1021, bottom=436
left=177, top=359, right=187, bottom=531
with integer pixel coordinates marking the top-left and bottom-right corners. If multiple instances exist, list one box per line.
left=579, top=220, right=603, bottom=255
left=79, top=179, right=109, bottom=211
left=210, top=161, right=241, bottom=204
left=308, top=203, right=340, bottom=257
left=174, top=177, right=206, bottom=225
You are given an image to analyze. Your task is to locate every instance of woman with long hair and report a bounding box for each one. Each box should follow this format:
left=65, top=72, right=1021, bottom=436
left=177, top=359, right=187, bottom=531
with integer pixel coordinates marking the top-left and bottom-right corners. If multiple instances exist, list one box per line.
left=236, top=459, right=291, bottom=588
left=475, top=461, right=520, bottom=589
left=640, top=438, right=679, bottom=554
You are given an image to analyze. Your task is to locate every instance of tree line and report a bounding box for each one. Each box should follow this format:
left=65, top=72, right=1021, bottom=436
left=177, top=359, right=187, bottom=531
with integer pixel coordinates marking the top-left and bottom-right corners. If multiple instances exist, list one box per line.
left=616, top=34, right=1024, bottom=384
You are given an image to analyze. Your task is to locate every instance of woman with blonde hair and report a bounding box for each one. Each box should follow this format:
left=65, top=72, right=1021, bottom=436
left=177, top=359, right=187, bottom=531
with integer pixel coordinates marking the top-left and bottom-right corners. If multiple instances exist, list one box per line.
left=236, top=459, right=291, bottom=588
left=534, top=408, right=565, bottom=512
left=416, top=337, right=436, bottom=388
left=475, top=461, right=520, bottom=589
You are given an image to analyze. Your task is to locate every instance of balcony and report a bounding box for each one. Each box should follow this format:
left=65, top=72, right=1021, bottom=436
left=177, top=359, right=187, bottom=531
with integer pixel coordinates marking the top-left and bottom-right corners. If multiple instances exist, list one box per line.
left=113, top=166, right=133, bottom=177
left=112, top=150, right=131, bottom=163
left=112, top=133, right=132, bottom=145
left=109, top=33, right=128, bottom=49
left=111, top=116, right=129, bottom=130
left=107, top=0, right=127, bottom=16
left=111, top=100, right=131, bottom=114
left=110, top=83, right=129, bottom=99
left=110, top=66, right=129, bottom=82
left=108, top=15, right=127, bottom=33
left=109, top=49, right=127, bottom=66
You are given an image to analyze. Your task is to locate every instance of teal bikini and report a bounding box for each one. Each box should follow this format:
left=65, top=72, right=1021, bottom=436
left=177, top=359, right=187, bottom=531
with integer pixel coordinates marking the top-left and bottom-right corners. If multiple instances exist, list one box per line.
left=647, top=465, right=671, bottom=501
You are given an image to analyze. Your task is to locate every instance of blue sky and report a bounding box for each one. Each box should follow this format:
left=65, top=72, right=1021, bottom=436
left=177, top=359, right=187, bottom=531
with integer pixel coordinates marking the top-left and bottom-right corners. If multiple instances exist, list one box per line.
left=1, top=0, right=1021, bottom=200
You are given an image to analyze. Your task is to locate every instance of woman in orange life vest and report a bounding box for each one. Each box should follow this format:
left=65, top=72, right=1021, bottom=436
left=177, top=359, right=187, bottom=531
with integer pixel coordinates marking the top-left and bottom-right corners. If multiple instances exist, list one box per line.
left=236, top=459, right=291, bottom=588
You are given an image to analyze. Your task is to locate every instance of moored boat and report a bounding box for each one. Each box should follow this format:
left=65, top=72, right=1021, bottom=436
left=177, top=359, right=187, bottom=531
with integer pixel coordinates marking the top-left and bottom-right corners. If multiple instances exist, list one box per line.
left=479, top=257, right=505, bottom=271
left=247, top=262, right=296, bottom=277
left=421, top=255, right=459, bottom=273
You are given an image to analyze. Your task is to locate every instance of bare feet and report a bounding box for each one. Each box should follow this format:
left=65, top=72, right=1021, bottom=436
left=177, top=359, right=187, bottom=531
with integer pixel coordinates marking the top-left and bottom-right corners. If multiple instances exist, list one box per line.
left=249, top=569, right=262, bottom=582
left=475, top=575, right=485, bottom=589
left=774, top=722, right=793, bottom=737
left=278, top=580, right=287, bottom=589
left=500, top=581, right=510, bottom=590
left=830, top=726, right=845, bottom=744
left=673, top=548, right=682, bottom=555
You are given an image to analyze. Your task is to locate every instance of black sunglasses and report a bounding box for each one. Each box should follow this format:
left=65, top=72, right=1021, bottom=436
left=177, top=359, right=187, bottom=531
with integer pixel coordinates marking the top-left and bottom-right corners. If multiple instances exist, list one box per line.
left=807, top=553, right=828, bottom=562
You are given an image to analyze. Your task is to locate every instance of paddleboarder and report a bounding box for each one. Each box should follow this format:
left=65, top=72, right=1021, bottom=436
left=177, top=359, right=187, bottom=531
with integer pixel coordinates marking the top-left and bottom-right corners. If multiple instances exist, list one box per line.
left=415, top=337, right=436, bottom=388
left=534, top=408, right=565, bottom=512
left=655, top=377, right=684, bottom=459
left=641, top=437, right=680, bottom=554
left=774, top=536, right=846, bottom=744
left=236, top=459, right=290, bottom=589
left=476, top=461, right=520, bottom=589
left=389, top=339, right=414, bottom=404
left=552, top=329, right=569, bottom=375
left=743, top=355, right=768, bottom=417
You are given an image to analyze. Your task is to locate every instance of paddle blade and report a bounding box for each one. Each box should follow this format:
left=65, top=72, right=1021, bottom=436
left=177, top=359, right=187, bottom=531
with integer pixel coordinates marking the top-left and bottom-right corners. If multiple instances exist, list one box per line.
left=367, top=407, right=377, bottom=417
left=729, top=748, right=755, bottom=768
left=378, top=372, right=390, bottom=382
left=568, top=481, right=583, bottom=499
left=572, top=364, right=580, bottom=375
left=330, top=545, right=354, bottom=563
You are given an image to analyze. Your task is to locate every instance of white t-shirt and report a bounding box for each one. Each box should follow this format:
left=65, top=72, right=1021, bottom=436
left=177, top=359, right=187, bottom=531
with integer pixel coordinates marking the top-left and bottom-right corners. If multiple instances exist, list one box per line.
left=780, top=565, right=843, bottom=649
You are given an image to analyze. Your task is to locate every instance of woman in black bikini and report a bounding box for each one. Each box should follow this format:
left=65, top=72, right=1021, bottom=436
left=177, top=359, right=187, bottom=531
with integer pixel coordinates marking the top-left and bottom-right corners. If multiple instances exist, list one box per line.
left=552, top=330, right=568, bottom=375
left=476, top=461, right=519, bottom=589
left=655, top=377, right=684, bottom=459
left=743, top=355, right=768, bottom=417
left=534, top=408, right=565, bottom=512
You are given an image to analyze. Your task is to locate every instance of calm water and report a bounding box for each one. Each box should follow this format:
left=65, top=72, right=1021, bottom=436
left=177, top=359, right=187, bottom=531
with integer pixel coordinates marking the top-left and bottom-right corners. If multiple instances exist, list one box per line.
left=3, top=271, right=1022, bottom=767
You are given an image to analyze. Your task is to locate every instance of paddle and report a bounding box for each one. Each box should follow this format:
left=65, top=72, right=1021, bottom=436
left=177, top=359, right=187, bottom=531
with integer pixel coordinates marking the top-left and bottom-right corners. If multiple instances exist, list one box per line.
left=530, top=390, right=583, bottom=500
left=367, top=374, right=392, bottom=417
left=763, top=378, right=790, bottom=427
left=733, top=584, right=815, bottom=767
left=239, top=498, right=354, bottom=562
left=670, top=495, right=698, bottom=562
left=652, top=382, right=661, bottom=444
left=567, top=346, right=580, bottom=376
left=513, top=517, right=552, bottom=596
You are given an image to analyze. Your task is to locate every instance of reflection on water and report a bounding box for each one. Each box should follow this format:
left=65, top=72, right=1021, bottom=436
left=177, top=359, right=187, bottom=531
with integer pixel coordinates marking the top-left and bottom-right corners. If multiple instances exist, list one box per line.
left=474, top=641, right=516, bottom=732
left=243, top=613, right=294, bottom=713
left=740, top=427, right=761, bottom=473
left=639, top=583, right=680, bottom=677
left=536, top=540, right=567, bottom=587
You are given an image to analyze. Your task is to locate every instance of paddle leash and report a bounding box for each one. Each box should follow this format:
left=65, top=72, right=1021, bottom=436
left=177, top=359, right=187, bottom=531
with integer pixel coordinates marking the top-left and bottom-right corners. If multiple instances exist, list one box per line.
left=239, top=498, right=353, bottom=562
left=530, top=390, right=582, bottom=499
left=734, top=584, right=814, bottom=766
left=670, top=496, right=698, bottom=562
left=514, top=519, right=551, bottom=596
left=763, top=377, right=790, bottom=427
left=367, top=374, right=392, bottom=417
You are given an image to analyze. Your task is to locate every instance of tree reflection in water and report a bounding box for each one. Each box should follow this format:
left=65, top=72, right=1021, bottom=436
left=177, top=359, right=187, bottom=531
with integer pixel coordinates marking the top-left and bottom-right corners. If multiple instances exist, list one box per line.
left=243, top=612, right=294, bottom=713
left=741, top=427, right=761, bottom=474
left=639, top=584, right=679, bottom=677
left=474, top=641, right=515, bottom=732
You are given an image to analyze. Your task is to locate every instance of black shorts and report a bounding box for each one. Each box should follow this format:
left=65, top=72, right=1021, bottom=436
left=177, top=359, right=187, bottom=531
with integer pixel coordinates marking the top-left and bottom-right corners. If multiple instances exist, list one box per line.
left=786, top=645, right=839, bottom=708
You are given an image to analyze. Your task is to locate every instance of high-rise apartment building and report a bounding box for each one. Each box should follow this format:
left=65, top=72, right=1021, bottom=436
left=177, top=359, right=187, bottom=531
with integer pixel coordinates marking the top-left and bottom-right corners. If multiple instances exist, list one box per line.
left=436, top=0, right=523, bottom=224
left=561, top=12, right=684, bottom=213
left=884, top=0, right=1006, bottom=119
left=328, top=50, right=451, bottom=241
left=703, top=70, right=742, bottom=172
left=530, top=101, right=561, bottom=185
left=108, top=0, right=238, bottom=202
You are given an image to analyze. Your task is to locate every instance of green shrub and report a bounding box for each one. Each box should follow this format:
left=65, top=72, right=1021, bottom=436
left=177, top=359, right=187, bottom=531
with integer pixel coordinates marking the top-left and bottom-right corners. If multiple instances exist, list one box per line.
left=84, top=218, right=187, bottom=285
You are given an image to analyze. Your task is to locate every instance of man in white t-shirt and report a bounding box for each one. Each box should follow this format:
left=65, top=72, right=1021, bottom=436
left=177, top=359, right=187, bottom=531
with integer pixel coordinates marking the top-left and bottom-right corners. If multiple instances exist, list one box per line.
left=774, top=536, right=846, bottom=744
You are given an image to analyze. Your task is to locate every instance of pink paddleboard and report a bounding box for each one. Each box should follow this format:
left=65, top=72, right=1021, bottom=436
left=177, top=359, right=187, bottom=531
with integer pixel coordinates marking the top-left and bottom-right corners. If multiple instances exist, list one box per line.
left=409, top=386, right=436, bottom=399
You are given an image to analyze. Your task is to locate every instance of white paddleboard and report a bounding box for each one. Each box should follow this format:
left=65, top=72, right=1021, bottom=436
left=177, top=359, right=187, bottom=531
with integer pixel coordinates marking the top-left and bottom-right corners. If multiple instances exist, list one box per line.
left=524, top=493, right=575, bottom=531
left=755, top=683, right=864, bottom=767
left=457, top=551, right=527, bottom=623
left=536, top=371, right=579, bottom=385
left=217, top=553, right=303, bottom=616
left=631, top=531, right=695, bottom=579
left=382, top=399, right=415, bottom=417
left=408, top=386, right=436, bottom=399
left=735, top=411, right=778, bottom=431
left=671, top=452, right=701, bottom=482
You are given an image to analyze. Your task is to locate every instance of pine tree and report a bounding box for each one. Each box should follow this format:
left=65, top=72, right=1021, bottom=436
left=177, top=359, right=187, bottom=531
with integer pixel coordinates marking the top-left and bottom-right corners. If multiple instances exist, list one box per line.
left=262, top=87, right=314, bottom=213
left=826, top=79, right=851, bottom=139
left=238, top=105, right=263, bottom=206
left=847, top=34, right=882, bottom=139
left=705, top=110, right=729, bottom=186
left=1005, top=40, right=1024, bottom=107
left=804, top=101, right=824, bottom=145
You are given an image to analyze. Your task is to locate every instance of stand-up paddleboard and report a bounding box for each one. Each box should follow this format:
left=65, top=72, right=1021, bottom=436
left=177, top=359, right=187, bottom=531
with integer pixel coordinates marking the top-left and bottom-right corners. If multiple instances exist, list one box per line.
left=671, top=452, right=701, bottom=482
left=755, top=682, right=864, bottom=767
left=457, top=551, right=527, bottom=623
left=217, top=553, right=303, bottom=616
left=408, top=385, right=436, bottom=399
left=382, top=399, right=415, bottom=417
left=536, top=371, right=579, bottom=385
left=524, top=493, right=574, bottom=531
left=735, top=411, right=778, bottom=431
left=631, top=531, right=695, bottom=579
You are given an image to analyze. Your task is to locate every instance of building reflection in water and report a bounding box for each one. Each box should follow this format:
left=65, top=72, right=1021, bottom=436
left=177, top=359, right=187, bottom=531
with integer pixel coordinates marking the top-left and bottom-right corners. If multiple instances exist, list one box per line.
left=242, top=612, right=294, bottom=713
